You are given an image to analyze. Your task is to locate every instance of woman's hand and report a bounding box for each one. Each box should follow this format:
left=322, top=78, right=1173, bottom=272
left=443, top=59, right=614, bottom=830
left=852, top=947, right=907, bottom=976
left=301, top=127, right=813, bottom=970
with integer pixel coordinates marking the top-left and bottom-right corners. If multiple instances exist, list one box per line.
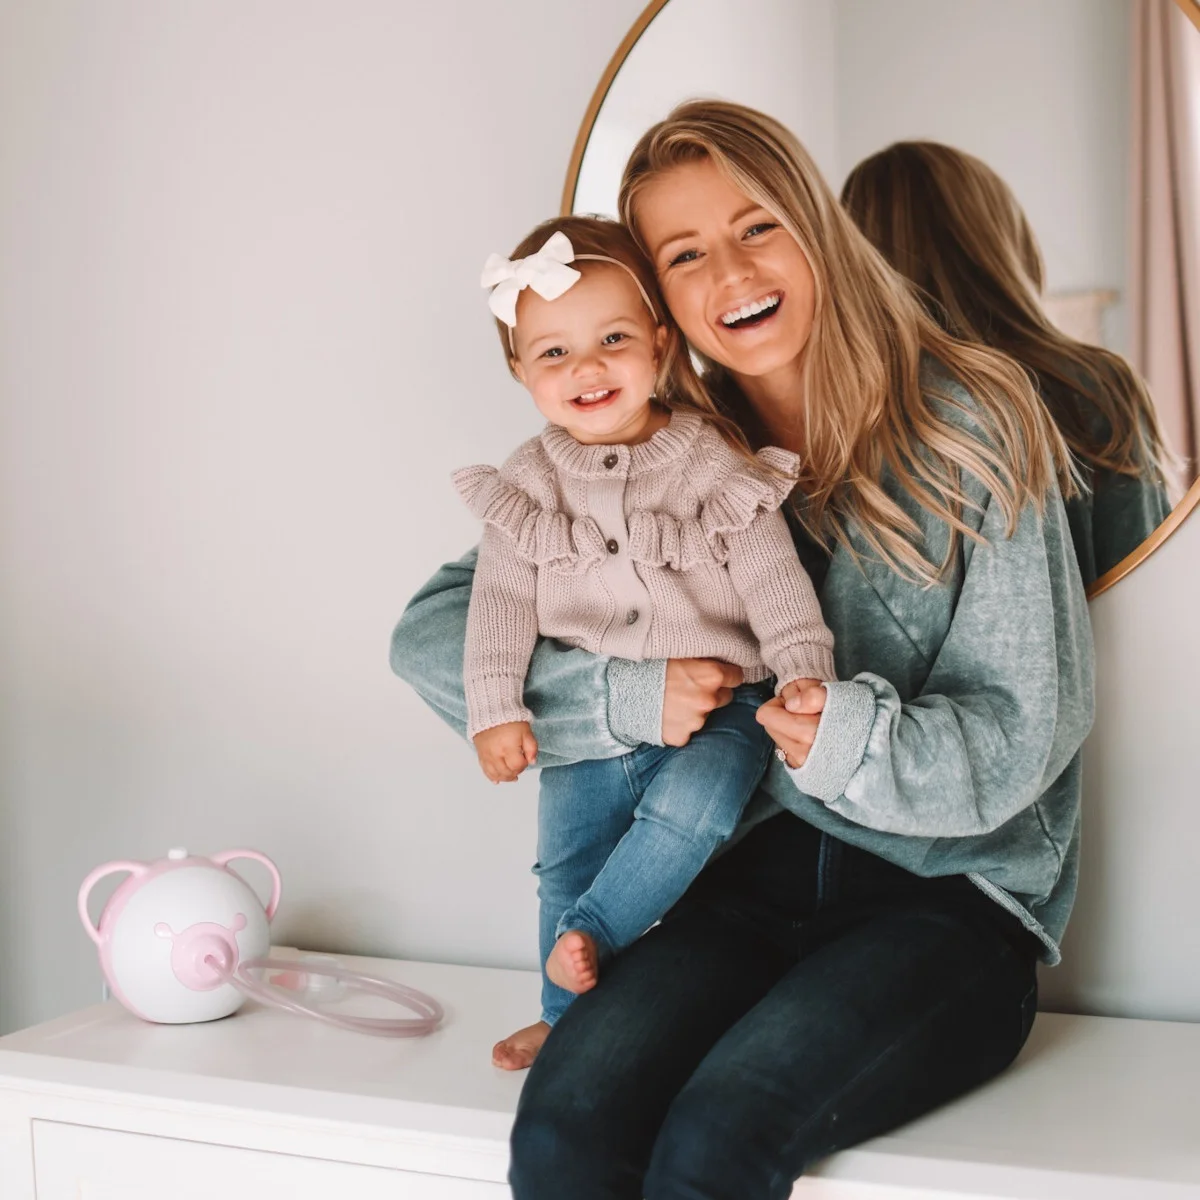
left=757, top=679, right=827, bottom=768
left=473, top=721, right=538, bottom=783
left=662, top=658, right=744, bottom=746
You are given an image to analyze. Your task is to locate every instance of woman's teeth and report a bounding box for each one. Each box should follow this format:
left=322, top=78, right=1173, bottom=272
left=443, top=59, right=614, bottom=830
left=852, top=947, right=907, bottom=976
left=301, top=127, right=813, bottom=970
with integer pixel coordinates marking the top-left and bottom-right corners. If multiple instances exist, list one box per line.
left=721, top=293, right=781, bottom=327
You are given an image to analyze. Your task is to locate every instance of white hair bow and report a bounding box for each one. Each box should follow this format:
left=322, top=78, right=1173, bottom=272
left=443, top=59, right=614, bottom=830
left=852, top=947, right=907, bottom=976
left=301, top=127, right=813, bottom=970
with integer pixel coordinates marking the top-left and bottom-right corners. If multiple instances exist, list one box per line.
left=481, top=231, right=582, bottom=327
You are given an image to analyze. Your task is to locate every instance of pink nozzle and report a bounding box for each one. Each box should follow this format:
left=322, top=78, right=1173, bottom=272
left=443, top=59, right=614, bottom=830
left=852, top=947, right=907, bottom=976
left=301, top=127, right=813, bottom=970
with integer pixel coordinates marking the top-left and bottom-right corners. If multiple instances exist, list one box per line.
left=155, top=914, right=247, bottom=991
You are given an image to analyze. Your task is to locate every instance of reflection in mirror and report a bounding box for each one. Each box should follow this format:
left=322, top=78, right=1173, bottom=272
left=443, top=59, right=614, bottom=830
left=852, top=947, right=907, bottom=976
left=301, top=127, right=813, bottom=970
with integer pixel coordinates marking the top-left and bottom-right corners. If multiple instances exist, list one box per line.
left=570, top=0, right=1200, bottom=589
left=840, top=143, right=1175, bottom=591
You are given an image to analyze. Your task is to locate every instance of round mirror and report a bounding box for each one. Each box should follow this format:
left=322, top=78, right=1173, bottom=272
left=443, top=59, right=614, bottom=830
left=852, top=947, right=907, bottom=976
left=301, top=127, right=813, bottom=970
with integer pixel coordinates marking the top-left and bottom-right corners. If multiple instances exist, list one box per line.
left=564, top=0, right=1200, bottom=597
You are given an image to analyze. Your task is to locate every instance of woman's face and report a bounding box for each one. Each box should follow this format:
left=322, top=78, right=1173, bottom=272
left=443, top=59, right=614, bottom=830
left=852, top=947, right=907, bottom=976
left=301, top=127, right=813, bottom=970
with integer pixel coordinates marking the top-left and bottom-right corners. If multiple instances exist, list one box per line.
left=634, top=158, right=816, bottom=384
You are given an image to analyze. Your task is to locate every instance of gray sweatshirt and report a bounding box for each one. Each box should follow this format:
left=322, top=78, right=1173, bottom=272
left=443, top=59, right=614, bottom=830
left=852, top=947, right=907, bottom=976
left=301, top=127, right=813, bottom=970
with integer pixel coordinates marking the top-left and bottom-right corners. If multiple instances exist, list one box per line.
left=392, top=367, right=1095, bottom=963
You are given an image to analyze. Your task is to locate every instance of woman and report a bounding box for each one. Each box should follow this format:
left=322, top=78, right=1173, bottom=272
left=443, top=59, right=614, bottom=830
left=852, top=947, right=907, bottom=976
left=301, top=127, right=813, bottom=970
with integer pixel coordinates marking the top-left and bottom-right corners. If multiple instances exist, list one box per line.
left=841, top=140, right=1175, bottom=586
left=392, top=101, right=1094, bottom=1198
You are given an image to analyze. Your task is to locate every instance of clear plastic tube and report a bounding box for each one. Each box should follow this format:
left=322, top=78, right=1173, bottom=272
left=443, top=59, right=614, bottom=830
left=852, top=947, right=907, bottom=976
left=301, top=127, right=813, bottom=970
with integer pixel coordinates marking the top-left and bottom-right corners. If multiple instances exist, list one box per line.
left=208, top=954, right=444, bottom=1038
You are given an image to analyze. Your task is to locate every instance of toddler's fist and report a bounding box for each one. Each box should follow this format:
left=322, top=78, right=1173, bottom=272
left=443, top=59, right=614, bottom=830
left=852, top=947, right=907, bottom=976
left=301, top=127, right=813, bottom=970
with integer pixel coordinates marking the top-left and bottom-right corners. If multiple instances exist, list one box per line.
left=779, top=678, right=826, bottom=715
left=473, top=721, right=538, bottom=784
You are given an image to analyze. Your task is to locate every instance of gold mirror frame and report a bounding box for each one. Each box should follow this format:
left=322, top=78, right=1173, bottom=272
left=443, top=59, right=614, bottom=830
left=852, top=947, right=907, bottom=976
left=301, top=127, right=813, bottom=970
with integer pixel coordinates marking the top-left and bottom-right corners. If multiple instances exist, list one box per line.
left=561, top=0, right=1200, bottom=600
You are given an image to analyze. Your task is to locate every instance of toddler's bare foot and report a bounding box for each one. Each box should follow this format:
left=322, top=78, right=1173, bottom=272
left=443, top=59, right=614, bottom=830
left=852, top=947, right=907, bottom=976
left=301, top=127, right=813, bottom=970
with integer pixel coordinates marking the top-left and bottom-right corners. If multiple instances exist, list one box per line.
left=546, top=930, right=599, bottom=995
left=492, top=1021, right=550, bottom=1071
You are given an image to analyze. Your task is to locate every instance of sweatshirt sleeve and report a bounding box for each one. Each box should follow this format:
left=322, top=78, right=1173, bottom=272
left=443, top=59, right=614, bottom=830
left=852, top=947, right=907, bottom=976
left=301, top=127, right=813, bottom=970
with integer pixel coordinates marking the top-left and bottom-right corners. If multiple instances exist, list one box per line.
left=390, top=547, right=667, bottom=766
left=723, top=507, right=837, bottom=687
left=784, top=484, right=1095, bottom=837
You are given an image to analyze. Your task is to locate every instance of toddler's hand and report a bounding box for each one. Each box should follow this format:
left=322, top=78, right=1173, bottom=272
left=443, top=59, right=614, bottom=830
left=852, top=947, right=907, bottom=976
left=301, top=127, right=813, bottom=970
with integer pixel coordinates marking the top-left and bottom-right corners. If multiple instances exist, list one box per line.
left=473, top=721, right=538, bottom=784
left=779, top=678, right=823, bottom=713
left=758, top=679, right=826, bottom=769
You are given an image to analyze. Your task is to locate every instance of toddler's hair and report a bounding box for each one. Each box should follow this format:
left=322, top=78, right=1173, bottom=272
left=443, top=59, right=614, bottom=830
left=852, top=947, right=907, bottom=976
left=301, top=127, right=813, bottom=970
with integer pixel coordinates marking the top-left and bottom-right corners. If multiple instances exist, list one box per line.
left=495, top=214, right=765, bottom=468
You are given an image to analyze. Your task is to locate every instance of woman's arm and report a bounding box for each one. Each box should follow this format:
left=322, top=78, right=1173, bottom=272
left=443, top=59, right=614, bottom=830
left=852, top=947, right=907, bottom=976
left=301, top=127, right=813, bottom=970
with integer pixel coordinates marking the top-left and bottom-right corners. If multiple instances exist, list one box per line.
left=390, top=546, right=667, bottom=767
left=771, top=484, right=1095, bottom=838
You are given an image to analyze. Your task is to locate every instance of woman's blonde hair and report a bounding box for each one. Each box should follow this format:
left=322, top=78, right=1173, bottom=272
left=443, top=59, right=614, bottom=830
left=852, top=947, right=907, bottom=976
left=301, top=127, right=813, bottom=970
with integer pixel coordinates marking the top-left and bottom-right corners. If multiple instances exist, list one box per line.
left=497, top=214, right=765, bottom=467
left=841, top=140, right=1174, bottom=491
left=619, top=100, right=1077, bottom=584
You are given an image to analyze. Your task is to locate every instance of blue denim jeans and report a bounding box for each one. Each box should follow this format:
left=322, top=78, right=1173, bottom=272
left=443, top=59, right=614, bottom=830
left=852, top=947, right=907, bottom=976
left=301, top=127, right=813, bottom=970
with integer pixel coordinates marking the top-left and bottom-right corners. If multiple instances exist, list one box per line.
left=511, top=814, right=1041, bottom=1199
left=534, top=682, right=774, bottom=1025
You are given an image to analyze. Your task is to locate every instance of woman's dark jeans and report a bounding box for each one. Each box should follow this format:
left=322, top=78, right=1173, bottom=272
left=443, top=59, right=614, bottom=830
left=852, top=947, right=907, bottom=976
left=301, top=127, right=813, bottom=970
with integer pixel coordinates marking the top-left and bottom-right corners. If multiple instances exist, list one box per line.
left=509, top=813, right=1040, bottom=1200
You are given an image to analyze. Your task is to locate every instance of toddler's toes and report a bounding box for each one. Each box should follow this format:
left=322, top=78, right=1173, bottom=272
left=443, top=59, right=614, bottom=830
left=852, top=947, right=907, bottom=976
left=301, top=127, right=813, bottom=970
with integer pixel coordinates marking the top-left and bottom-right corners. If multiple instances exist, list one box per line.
left=492, top=1021, right=550, bottom=1071
left=546, top=930, right=600, bottom=995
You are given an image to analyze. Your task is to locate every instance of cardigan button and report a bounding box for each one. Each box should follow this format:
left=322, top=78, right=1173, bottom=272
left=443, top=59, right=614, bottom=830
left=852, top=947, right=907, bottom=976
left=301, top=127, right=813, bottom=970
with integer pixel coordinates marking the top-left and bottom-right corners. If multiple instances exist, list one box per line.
left=602, top=453, right=618, bottom=469
left=625, top=609, right=639, bottom=625
left=606, top=539, right=619, bottom=555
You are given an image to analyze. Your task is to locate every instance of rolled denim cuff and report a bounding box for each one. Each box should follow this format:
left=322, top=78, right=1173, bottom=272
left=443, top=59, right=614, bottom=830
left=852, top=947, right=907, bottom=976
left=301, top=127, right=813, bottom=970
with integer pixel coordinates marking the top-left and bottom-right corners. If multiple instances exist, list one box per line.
left=788, top=680, right=876, bottom=802
left=606, top=657, right=668, bottom=748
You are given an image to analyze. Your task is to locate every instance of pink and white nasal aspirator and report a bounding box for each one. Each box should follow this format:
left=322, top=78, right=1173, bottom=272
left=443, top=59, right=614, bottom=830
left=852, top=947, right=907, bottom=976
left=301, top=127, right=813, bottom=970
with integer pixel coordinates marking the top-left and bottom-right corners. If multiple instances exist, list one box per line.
left=79, top=848, right=442, bottom=1038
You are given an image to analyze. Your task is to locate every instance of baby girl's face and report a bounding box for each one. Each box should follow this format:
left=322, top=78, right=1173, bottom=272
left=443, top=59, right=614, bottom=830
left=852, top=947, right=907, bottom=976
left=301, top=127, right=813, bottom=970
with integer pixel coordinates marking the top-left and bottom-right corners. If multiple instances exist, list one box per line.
left=512, top=265, right=667, bottom=445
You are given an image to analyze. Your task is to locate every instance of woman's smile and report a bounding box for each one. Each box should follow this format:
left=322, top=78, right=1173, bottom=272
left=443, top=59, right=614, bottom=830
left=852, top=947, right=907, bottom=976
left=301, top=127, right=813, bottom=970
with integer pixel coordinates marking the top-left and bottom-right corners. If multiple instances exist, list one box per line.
left=717, top=290, right=784, bottom=331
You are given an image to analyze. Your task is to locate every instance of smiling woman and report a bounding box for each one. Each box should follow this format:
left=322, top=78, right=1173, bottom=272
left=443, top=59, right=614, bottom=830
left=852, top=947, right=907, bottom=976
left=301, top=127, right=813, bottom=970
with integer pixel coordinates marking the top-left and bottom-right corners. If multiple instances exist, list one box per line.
left=615, top=102, right=1072, bottom=586
left=467, top=95, right=1098, bottom=1200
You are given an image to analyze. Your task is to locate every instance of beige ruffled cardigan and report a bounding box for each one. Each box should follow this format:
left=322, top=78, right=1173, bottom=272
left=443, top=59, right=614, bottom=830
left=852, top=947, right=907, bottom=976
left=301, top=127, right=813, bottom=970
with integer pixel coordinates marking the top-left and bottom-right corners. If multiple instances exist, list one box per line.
left=452, top=411, right=835, bottom=740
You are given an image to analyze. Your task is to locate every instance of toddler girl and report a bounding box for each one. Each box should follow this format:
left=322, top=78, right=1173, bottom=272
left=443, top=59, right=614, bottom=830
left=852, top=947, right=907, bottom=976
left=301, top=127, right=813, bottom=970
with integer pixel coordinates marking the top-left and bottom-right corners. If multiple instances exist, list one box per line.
left=454, top=215, right=835, bottom=1065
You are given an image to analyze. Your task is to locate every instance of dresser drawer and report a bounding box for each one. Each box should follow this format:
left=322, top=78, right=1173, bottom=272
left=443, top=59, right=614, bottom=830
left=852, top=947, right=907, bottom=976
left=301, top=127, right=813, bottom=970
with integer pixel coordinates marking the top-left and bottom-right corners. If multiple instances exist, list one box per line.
left=33, top=1120, right=510, bottom=1200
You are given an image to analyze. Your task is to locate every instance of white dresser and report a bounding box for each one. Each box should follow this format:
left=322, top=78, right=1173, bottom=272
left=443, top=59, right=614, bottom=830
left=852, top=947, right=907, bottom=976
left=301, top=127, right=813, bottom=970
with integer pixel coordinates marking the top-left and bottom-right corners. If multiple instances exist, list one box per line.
left=2, top=952, right=1198, bottom=1199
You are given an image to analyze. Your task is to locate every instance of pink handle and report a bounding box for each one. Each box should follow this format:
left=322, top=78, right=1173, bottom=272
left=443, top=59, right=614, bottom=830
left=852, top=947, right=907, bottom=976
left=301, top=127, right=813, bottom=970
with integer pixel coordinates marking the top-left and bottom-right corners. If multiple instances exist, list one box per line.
left=211, top=849, right=283, bottom=922
left=78, top=861, right=148, bottom=946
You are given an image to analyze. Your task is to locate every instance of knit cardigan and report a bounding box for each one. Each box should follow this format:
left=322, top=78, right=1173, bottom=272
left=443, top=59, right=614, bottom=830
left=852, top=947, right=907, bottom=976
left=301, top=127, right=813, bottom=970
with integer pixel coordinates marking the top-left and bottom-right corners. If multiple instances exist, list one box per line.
left=452, top=411, right=835, bottom=740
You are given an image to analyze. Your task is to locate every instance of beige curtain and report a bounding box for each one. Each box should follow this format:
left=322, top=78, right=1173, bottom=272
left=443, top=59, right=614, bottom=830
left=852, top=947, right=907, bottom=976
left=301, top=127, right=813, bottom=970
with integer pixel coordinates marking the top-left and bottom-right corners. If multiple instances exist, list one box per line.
left=1130, top=0, right=1200, bottom=496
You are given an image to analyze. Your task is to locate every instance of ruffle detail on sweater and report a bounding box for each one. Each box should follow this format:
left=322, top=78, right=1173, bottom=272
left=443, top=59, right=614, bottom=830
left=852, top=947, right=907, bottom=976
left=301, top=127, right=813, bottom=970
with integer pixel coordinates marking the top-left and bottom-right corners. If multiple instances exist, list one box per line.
left=628, top=446, right=800, bottom=569
left=451, top=465, right=607, bottom=573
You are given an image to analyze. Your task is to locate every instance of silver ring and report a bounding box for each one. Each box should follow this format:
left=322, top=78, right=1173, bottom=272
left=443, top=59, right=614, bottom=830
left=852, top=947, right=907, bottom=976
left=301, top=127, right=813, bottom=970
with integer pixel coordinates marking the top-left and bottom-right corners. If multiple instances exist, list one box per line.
left=774, top=747, right=789, bottom=766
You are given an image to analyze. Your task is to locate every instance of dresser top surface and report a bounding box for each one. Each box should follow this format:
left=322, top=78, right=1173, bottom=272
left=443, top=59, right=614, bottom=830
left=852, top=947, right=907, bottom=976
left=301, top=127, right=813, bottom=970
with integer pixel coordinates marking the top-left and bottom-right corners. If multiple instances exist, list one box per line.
left=0, top=952, right=536, bottom=1140
left=2, top=951, right=1199, bottom=1190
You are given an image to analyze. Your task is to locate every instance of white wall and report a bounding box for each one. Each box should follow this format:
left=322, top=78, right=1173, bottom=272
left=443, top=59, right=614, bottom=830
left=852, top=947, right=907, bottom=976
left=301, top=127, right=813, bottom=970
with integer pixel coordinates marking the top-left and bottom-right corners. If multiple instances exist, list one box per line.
left=832, top=0, right=1133, bottom=352
left=0, top=0, right=648, bottom=1035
